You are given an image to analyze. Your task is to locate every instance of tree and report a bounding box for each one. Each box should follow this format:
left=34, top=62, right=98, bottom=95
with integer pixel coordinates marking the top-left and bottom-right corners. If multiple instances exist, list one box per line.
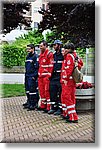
left=2, top=2, right=30, bottom=33
left=38, top=2, right=95, bottom=48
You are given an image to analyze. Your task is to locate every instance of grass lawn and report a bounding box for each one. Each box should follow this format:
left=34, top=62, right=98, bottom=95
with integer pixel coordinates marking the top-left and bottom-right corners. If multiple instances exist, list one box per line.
left=1, top=84, right=26, bottom=98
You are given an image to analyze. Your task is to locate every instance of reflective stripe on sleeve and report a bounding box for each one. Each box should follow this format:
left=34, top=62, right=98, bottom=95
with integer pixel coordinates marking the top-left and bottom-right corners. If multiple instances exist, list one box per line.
left=52, top=61, right=56, bottom=63
left=56, top=70, right=61, bottom=73
left=65, top=66, right=69, bottom=69
left=57, top=61, right=63, bottom=63
left=41, top=72, right=51, bottom=76
left=41, top=65, right=53, bottom=68
left=62, top=70, right=65, bottom=72
left=25, top=60, right=33, bottom=62
left=50, top=102, right=56, bottom=104
left=29, top=92, right=37, bottom=95
left=63, top=75, right=67, bottom=79
left=40, top=98, right=46, bottom=101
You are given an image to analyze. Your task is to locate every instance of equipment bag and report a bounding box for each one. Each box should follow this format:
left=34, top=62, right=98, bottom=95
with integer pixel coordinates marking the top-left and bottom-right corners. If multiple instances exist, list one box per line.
left=70, top=54, right=83, bottom=83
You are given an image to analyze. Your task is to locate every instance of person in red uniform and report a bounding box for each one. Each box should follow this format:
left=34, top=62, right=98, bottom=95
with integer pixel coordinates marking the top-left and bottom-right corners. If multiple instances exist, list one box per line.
left=38, top=41, right=54, bottom=112
left=60, top=43, right=83, bottom=123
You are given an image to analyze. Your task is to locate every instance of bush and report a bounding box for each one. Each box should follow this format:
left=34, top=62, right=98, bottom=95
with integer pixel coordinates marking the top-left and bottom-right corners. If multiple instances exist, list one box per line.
left=2, top=44, right=27, bottom=67
left=2, top=30, right=44, bottom=68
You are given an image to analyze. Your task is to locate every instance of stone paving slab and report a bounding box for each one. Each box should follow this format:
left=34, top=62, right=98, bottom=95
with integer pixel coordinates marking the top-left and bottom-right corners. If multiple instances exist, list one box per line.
left=1, top=96, right=95, bottom=143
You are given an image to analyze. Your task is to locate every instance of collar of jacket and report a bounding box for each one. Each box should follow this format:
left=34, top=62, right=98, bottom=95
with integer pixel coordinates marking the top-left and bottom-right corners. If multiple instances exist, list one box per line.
left=55, top=50, right=62, bottom=56
left=28, top=52, right=35, bottom=57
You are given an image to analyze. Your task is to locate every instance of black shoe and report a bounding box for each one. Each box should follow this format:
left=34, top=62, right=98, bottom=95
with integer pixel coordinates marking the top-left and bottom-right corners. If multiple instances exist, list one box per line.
left=27, top=106, right=35, bottom=111
left=66, top=119, right=78, bottom=123
left=23, top=104, right=30, bottom=109
left=54, top=109, right=62, bottom=115
left=60, top=115, right=69, bottom=120
left=23, top=102, right=28, bottom=107
left=43, top=109, right=48, bottom=113
left=48, top=109, right=56, bottom=114
left=36, top=107, right=44, bottom=111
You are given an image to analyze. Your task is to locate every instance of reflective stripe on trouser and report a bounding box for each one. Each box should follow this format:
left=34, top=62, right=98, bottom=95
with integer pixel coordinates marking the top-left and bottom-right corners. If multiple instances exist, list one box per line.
left=29, top=92, right=39, bottom=107
left=38, top=98, right=47, bottom=109
left=38, top=77, right=50, bottom=109
left=50, top=81, right=62, bottom=110
left=67, top=104, right=78, bottom=121
left=61, top=83, right=78, bottom=121
left=25, top=76, right=39, bottom=106
left=62, top=103, right=67, bottom=117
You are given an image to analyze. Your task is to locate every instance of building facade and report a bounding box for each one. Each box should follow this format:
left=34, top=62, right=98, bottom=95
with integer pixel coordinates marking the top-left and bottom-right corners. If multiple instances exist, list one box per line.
left=23, top=0, right=48, bottom=30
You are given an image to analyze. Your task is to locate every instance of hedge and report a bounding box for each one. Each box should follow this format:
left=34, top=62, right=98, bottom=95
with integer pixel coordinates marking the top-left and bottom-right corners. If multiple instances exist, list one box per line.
left=2, top=44, right=27, bottom=67
left=2, top=30, right=44, bottom=68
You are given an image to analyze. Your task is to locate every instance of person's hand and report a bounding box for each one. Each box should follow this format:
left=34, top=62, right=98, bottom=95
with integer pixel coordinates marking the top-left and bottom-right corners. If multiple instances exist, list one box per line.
left=32, top=77, right=35, bottom=80
left=62, top=79, right=68, bottom=86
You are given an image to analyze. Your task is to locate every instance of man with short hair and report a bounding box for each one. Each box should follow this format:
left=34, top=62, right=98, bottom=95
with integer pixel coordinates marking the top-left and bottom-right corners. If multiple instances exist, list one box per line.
left=38, top=41, right=54, bottom=112
left=23, top=44, right=39, bottom=111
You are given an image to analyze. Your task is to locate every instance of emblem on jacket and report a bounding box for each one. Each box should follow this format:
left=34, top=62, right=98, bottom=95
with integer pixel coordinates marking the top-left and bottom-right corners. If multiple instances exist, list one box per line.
left=43, top=59, right=46, bottom=62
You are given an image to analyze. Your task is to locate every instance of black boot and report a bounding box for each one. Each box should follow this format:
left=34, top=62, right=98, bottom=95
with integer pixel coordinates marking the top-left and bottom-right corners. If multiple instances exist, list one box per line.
left=48, top=109, right=56, bottom=114
left=48, top=104, right=56, bottom=114
left=23, top=93, right=30, bottom=106
left=43, top=109, right=48, bottom=113
left=54, top=108, right=62, bottom=115
left=23, top=102, right=28, bottom=107
left=27, top=105, right=36, bottom=111
left=23, top=104, right=30, bottom=109
left=66, top=119, right=78, bottom=123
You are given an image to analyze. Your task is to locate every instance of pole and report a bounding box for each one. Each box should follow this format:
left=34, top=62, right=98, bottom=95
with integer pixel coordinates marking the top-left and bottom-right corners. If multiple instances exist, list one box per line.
left=86, top=48, right=89, bottom=75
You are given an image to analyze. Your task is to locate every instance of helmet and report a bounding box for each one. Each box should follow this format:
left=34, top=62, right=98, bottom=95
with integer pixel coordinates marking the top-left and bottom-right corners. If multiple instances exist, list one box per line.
left=53, top=40, right=62, bottom=45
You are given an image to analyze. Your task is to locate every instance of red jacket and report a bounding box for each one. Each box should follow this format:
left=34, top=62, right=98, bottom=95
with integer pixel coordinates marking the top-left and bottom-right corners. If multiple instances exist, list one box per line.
left=38, top=49, right=54, bottom=78
left=60, top=51, right=83, bottom=86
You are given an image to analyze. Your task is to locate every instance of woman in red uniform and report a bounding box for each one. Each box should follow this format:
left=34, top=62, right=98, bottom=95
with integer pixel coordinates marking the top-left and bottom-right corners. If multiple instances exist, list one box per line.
left=61, top=43, right=83, bottom=123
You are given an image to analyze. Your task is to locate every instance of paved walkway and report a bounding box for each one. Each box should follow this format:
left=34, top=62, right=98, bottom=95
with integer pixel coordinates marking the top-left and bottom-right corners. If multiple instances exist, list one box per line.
left=1, top=96, right=95, bottom=143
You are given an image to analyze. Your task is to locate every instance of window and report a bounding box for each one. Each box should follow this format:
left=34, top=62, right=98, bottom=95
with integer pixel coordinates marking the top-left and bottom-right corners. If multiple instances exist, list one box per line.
left=34, top=22, right=38, bottom=29
left=42, top=4, right=45, bottom=10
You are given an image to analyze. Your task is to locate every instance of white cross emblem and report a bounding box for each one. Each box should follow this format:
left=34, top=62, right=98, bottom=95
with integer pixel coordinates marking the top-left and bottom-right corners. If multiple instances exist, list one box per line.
left=43, top=59, right=46, bottom=62
left=67, top=60, right=71, bottom=65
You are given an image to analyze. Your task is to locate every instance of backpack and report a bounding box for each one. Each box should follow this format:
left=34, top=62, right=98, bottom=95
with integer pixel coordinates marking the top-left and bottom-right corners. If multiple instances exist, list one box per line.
left=70, top=54, right=83, bottom=83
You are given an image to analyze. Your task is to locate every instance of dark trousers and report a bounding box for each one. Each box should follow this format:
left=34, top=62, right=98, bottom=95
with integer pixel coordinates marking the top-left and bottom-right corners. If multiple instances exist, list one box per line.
left=49, top=80, right=62, bottom=110
left=25, top=76, right=39, bottom=107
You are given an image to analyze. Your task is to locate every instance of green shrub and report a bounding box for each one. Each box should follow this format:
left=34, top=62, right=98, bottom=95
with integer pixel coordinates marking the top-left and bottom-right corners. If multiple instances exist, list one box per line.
left=2, top=30, right=44, bottom=68
left=2, top=44, right=26, bottom=67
